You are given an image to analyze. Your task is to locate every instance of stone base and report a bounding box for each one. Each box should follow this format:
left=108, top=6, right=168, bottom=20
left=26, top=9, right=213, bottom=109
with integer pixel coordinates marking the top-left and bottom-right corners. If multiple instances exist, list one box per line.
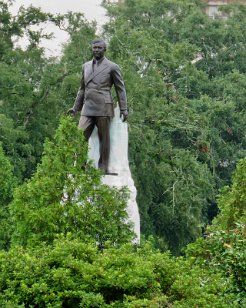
left=88, top=106, right=140, bottom=242
left=102, top=173, right=140, bottom=243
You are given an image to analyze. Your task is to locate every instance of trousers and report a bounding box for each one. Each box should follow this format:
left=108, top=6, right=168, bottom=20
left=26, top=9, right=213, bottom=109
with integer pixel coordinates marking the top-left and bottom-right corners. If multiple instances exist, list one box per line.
left=79, top=115, right=110, bottom=173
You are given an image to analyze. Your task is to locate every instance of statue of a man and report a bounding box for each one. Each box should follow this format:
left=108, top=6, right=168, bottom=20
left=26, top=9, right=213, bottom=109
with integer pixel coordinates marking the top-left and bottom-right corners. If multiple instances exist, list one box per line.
left=68, top=38, right=128, bottom=174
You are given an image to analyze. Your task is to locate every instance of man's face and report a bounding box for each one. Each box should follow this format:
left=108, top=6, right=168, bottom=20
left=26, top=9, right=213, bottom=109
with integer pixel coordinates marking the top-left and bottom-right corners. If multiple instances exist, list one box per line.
left=92, top=42, right=106, bottom=60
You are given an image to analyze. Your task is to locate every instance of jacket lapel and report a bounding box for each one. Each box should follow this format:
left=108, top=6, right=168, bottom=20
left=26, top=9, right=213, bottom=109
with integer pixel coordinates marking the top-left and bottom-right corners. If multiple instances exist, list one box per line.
left=85, top=58, right=108, bottom=86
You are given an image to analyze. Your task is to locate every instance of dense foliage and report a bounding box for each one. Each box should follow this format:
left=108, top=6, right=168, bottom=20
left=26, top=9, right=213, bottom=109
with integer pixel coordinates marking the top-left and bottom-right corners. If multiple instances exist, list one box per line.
left=103, top=0, right=246, bottom=253
left=0, top=157, right=245, bottom=306
left=0, top=0, right=95, bottom=181
left=0, top=144, right=15, bottom=249
left=186, top=157, right=246, bottom=305
left=10, top=117, right=133, bottom=248
left=0, top=0, right=245, bottom=306
left=0, top=239, right=236, bottom=307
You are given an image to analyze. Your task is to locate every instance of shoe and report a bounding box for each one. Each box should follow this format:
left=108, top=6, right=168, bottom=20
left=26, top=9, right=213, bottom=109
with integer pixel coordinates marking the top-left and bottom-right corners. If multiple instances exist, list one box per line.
left=105, top=172, right=118, bottom=176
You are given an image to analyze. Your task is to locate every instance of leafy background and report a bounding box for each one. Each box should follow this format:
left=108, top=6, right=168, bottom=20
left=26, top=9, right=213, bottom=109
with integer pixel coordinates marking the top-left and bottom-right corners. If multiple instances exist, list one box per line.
left=0, top=0, right=245, bottom=306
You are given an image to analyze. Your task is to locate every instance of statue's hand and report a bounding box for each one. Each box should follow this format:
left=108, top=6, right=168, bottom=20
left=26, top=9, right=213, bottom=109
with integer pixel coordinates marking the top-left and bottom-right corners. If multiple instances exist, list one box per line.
left=67, top=108, right=76, bottom=117
left=120, top=110, right=128, bottom=122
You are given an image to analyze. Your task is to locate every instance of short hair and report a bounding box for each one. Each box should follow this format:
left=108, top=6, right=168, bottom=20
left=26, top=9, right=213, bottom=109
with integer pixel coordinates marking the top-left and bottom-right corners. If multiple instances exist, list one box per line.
left=91, top=38, right=107, bottom=48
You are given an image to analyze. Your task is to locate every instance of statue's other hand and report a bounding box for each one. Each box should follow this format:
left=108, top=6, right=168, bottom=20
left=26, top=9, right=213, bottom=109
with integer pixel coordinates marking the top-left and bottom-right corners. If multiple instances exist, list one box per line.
left=120, top=110, right=128, bottom=122
left=67, top=108, right=76, bottom=117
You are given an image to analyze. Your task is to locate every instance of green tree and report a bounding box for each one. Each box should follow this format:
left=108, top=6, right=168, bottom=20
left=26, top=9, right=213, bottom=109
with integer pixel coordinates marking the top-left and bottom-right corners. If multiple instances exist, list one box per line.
left=10, top=117, right=133, bottom=248
left=186, top=158, right=246, bottom=305
left=0, top=237, right=237, bottom=307
left=1, top=153, right=243, bottom=307
left=0, top=1, right=96, bottom=181
left=102, top=0, right=246, bottom=253
left=0, top=144, right=15, bottom=249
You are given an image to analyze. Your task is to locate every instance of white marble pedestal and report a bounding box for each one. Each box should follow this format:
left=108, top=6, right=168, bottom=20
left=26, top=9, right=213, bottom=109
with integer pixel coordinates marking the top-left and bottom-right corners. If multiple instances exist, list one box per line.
left=88, top=107, right=140, bottom=242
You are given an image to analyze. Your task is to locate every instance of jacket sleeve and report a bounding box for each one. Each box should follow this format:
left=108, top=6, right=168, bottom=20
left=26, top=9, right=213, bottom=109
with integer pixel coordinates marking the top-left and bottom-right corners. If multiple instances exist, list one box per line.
left=112, top=64, right=127, bottom=111
left=73, top=65, right=85, bottom=112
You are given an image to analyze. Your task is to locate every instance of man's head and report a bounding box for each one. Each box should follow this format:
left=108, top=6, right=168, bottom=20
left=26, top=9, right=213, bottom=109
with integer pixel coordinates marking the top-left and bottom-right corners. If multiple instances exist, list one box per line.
left=91, top=39, right=107, bottom=60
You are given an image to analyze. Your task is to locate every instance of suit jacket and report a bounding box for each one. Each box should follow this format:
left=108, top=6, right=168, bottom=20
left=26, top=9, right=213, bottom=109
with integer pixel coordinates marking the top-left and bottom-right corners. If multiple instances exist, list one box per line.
left=73, top=57, right=127, bottom=117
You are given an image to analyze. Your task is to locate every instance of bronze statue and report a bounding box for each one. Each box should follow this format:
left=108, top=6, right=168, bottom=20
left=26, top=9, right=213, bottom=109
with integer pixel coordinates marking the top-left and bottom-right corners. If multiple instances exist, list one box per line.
left=68, top=39, right=128, bottom=174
